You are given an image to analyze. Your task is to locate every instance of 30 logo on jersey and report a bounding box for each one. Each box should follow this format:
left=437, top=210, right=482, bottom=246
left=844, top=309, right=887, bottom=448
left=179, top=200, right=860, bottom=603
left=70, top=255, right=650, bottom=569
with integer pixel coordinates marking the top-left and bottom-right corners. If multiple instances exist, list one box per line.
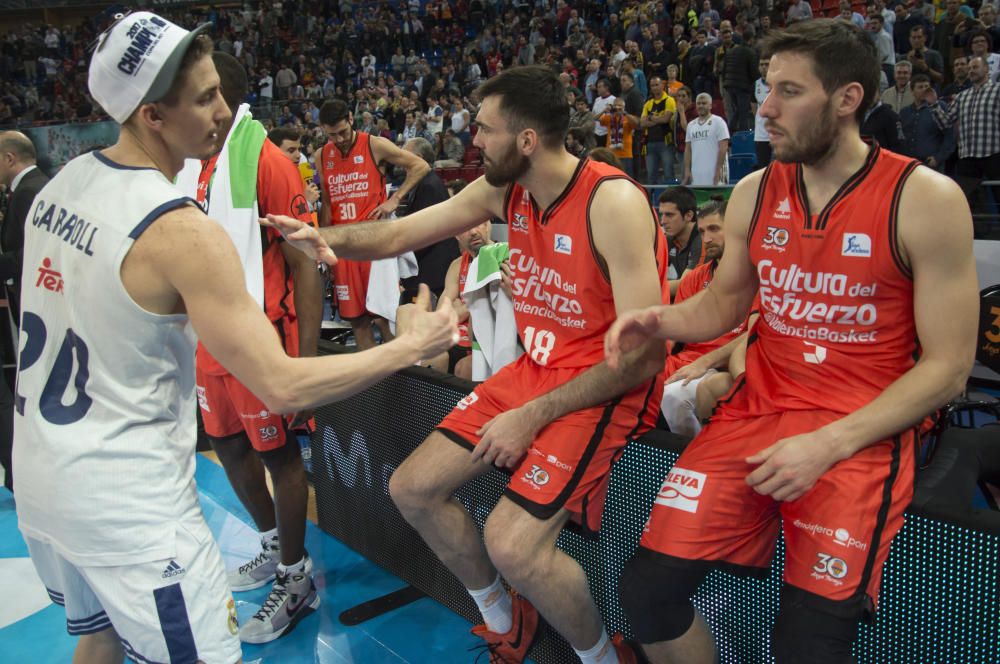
left=523, top=464, right=550, bottom=489
left=511, top=213, right=528, bottom=233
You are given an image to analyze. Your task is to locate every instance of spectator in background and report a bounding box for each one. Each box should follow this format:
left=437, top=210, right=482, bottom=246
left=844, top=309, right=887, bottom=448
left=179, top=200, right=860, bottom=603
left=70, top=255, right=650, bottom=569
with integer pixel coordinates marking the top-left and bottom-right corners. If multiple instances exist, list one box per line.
left=786, top=0, right=814, bottom=24
left=598, top=98, right=639, bottom=176
left=893, top=2, right=931, bottom=58
left=591, top=78, right=617, bottom=143
left=930, top=56, right=1000, bottom=226
left=570, top=95, right=597, bottom=132
left=399, top=137, right=460, bottom=301
left=449, top=96, right=471, bottom=146
left=882, top=60, right=914, bottom=113
left=434, top=128, right=465, bottom=168
left=905, top=25, right=944, bottom=87
left=868, top=14, right=896, bottom=84
left=642, top=76, right=678, bottom=184
left=752, top=56, right=772, bottom=165
left=943, top=55, right=973, bottom=101
left=275, top=63, right=297, bottom=100
left=933, top=0, right=967, bottom=81
left=684, top=92, right=730, bottom=186
left=967, top=32, right=1000, bottom=83
left=861, top=89, right=905, bottom=152
left=718, top=25, right=758, bottom=132
left=900, top=74, right=955, bottom=171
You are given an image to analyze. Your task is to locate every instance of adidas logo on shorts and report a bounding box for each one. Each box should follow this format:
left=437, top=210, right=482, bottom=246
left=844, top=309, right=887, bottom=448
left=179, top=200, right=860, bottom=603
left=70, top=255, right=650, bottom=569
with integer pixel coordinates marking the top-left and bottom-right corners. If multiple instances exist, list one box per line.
left=161, top=560, right=186, bottom=579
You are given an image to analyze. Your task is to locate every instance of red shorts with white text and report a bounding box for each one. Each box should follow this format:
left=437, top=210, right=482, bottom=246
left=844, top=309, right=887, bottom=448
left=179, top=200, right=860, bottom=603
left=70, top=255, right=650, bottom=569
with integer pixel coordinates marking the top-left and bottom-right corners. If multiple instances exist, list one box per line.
left=639, top=403, right=916, bottom=608
left=197, top=369, right=291, bottom=453
left=437, top=355, right=663, bottom=534
left=333, top=257, right=372, bottom=320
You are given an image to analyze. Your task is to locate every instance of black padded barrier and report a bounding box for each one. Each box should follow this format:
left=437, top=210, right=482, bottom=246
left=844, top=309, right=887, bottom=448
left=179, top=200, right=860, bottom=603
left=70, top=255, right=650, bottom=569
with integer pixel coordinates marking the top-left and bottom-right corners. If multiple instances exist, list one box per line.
left=311, top=342, right=1000, bottom=663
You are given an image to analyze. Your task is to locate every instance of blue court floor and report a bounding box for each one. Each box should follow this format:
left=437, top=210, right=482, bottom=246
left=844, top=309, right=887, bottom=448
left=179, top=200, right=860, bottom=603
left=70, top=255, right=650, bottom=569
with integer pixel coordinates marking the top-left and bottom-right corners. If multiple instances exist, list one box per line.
left=0, top=455, right=507, bottom=663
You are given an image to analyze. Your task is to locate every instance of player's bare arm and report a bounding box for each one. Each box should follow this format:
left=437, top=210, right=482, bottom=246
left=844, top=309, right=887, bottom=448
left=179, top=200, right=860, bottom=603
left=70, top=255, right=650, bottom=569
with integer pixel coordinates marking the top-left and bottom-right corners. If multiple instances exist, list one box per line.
left=440, top=256, right=470, bottom=322
left=281, top=239, right=324, bottom=426
left=367, top=135, right=431, bottom=218
left=668, top=314, right=759, bottom=386
left=606, top=170, right=762, bottom=369
left=745, top=167, right=978, bottom=502
left=315, top=158, right=331, bottom=227
left=134, top=206, right=458, bottom=414
left=264, top=175, right=506, bottom=263
left=473, top=179, right=667, bottom=468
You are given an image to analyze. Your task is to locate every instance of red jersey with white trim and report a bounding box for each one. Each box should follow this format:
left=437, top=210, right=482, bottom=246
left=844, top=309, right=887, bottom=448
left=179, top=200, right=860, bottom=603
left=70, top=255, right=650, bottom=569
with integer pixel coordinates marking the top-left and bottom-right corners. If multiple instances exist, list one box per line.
left=723, top=144, right=921, bottom=417
left=505, top=158, right=670, bottom=370
left=456, top=251, right=472, bottom=348
left=196, top=140, right=311, bottom=375
left=666, top=260, right=753, bottom=375
left=320, top=132, right=386, bottom=225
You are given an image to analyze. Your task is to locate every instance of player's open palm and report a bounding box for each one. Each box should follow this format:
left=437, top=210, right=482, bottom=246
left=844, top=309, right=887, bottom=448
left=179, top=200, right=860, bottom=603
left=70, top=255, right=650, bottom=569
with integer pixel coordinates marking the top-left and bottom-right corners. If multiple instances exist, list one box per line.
left=260, top=213, right=338, bottom=266
left=409, top=284, right=459, bottom=359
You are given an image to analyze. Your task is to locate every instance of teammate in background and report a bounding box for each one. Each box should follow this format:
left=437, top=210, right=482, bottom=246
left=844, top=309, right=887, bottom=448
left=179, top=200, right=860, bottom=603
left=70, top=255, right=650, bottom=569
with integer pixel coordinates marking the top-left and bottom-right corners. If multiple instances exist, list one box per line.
left=267, top=65, right=670, bottom=664
left=267, top=126, right=321, bottom=211
left=658, top=186, right=705, bottom=298
left=13, top=14, right=456, bottom=664
left=316, top=99, right=429, bottom=350
left=605, top=20, right=976, bottom=663
left=660, top=197, right=757, bottom=438
left=190, top=52, right=323, bottom=644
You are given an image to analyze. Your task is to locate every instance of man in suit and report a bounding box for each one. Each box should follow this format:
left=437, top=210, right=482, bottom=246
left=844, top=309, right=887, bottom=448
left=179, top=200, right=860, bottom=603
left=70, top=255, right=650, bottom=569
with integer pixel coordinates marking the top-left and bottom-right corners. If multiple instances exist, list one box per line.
left=0, top=131, right=47, bottom=491
left=0, top=131, right=48, bottom=324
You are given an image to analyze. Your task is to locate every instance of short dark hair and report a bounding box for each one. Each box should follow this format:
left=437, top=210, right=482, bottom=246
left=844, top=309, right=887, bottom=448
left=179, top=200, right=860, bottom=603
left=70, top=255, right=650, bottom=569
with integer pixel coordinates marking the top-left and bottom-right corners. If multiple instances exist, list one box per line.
left=910, top=73, right=931, bottom=87
left=268, top=126, right=301, bottom=147
left=474, top=65, right=569, bottom=148
left=158, top=34, right=214, bottom=108
left=587, top=147, right=622, bottom=169
left=658, top=185, right=698, bottom=219
left=212, top=51, right=248, bottom=111
left=698, top=194, right=728, bottom=219
left=319, top=99, right=350, bottom=126
left=760, top=19, right=879, bottom=123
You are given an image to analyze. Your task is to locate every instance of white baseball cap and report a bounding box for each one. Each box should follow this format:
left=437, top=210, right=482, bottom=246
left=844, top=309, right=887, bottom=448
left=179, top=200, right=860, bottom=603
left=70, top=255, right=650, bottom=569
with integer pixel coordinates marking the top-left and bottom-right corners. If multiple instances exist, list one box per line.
left=88, top=12, right=212, bottom=124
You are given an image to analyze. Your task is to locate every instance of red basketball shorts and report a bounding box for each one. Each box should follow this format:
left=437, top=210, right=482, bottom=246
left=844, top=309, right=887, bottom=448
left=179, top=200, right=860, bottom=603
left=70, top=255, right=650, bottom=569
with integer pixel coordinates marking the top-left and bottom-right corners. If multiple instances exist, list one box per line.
left=332, top=257, right=372, bottom=320
left=438, top=355, right=662, bottom=534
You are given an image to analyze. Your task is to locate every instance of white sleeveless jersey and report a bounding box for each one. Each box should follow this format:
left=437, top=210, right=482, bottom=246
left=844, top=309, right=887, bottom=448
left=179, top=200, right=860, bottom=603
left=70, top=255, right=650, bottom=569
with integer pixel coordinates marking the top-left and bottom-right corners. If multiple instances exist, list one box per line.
left=13, top=152, right=201, bottom=566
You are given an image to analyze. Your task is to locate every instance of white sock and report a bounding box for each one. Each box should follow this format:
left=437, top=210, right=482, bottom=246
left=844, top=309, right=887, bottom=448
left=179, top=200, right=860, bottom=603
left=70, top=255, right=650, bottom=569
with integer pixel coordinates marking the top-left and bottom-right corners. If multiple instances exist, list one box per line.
left=574, top=628, right=617, bottom=664
left=277, top=557, right=307, bottom=577
left=467, top=576, right=513, bottom=634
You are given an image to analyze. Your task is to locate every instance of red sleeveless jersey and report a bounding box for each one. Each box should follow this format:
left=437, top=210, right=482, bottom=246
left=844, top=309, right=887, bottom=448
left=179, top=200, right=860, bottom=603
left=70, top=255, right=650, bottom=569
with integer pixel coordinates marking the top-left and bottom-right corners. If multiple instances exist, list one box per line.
left=457, top=251, right=472, bottom=348
left=729, top=145, right=921, bottom=416
left=505, top=159, right=670, bottom=370
left=320, top=132, right=386, bottom=225
left=666, top=260, right=752, bottom=375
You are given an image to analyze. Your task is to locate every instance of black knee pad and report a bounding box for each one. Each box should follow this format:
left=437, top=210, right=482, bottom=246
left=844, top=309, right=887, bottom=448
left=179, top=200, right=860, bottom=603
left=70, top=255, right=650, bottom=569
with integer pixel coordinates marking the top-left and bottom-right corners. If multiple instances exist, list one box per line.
left=772, top=585, right=868, bottom=664
left=618, top=549, right=708, bottom=644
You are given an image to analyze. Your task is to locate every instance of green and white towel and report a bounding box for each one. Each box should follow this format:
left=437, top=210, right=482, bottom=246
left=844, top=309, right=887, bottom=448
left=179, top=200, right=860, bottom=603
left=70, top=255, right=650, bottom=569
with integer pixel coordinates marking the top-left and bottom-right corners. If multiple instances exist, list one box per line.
left=175, top=103, right=267, bottom=308
left=463, top=242, right=521, bottom=381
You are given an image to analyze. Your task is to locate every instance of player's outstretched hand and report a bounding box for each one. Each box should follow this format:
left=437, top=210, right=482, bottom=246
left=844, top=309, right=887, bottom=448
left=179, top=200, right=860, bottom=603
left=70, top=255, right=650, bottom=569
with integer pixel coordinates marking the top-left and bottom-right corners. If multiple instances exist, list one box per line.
left=605, top=306, right=665, bottom=370
left=260, top=214, right=338, bottom=266
left=407, top=284, right=460, bottom=360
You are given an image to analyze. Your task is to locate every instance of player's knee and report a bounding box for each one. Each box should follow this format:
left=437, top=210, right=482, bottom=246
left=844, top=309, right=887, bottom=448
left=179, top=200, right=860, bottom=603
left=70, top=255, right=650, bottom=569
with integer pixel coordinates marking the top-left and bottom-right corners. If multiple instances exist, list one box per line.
left=771, top=586, right=864, bottom=664
left=482, top=517, right=537, bottom=582
left=618, top=552, right=706, bottom=644
left=388, top=464, right=423, bottom=513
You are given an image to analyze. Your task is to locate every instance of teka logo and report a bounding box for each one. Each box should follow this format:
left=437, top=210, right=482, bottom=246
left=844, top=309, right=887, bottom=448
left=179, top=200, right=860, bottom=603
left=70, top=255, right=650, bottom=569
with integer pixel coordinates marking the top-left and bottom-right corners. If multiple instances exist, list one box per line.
left=841, top=232, right=871, bottom=257
left=554, top=234, right=572, bottom=255
left=353, top=155, right=364, bottom=164
left=523, top=464, right=550, bottom=489
left=511, top=213, right=529, bottom=233
left=774, top=197, right=792, bottom=219
left=654, top=467, right=707, bottom=513
left=803, top=341, right=827, bottom=364
left=36, top=258, right=64, bottom=293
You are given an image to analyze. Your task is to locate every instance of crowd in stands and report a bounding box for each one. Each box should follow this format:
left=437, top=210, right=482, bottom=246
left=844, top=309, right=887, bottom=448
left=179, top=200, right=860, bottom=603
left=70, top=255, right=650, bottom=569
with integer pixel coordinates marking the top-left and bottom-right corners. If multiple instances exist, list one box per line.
left=1, top=0, right=999, bottom=206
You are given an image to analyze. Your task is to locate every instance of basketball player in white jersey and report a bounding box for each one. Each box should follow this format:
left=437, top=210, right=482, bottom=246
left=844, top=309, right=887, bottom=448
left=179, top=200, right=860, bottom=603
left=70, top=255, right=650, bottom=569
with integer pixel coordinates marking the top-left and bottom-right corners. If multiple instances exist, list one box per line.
left=12, top=13, right=456, bottom=664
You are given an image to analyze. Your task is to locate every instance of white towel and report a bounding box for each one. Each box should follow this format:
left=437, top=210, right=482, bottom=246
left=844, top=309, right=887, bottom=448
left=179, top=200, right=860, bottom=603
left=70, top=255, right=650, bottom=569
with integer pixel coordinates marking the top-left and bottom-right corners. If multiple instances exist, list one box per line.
left=463, top=243, right=520, bottom=381
left=366, top=252, right=418, bottom=333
